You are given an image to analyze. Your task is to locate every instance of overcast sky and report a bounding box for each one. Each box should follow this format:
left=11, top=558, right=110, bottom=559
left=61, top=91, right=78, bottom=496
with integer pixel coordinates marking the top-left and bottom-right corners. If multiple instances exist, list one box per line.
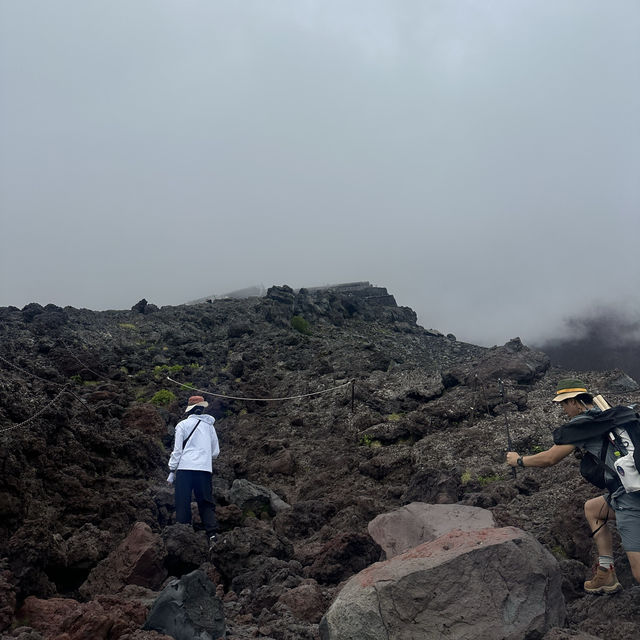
left=1, top=1, right=638, bottom=346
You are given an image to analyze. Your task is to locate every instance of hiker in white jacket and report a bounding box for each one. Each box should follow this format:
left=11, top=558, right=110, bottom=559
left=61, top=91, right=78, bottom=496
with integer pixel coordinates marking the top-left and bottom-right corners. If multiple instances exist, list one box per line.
left=168, top=395, right=220, bottom=546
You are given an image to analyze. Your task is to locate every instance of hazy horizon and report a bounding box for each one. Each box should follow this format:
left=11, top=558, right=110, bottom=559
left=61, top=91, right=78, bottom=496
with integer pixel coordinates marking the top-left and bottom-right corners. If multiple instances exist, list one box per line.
left=2, top=1, right=639, bottom=347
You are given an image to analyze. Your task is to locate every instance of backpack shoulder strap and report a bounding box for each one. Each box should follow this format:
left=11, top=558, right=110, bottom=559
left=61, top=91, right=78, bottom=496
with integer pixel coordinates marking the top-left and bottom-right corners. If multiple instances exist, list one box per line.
left=182, top=419, right=201, bottom=449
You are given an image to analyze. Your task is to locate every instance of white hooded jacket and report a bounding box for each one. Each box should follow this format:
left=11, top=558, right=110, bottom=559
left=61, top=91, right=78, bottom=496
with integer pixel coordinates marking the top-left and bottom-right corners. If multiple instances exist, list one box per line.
left=168, top=413, right=219, bottom=473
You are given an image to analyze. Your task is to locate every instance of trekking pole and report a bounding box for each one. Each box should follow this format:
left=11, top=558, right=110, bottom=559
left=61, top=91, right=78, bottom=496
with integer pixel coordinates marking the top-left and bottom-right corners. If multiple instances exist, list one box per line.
left=499, top=378, right=517, bottom=479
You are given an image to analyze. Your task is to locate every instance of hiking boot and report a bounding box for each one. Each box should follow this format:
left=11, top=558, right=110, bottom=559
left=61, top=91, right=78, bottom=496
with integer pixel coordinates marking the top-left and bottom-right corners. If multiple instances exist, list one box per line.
left=209, top=534, right=218, bottom=549
left=584, top=566, right=623, bottom=594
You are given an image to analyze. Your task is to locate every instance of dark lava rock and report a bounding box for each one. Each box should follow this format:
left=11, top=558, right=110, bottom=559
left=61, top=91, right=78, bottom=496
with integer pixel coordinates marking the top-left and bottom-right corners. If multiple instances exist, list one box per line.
left=143, top=569, right=225, bottom=640
left=2, top=286, right=640, bottom=638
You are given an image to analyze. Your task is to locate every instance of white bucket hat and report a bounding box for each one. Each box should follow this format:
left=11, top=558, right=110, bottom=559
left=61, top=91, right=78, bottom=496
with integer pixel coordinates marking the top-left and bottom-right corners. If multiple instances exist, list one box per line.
left=185, top=395, right=209, bottom=412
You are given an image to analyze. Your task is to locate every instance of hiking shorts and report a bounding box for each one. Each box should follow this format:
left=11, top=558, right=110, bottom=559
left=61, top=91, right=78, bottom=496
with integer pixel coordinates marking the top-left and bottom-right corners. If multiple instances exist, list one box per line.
left=607, top=492, right=640, bottom=552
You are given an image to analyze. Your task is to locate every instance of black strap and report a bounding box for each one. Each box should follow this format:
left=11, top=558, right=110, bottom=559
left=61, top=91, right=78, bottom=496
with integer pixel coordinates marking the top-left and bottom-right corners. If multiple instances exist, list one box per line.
left=182, top=419, right=201, bottom=450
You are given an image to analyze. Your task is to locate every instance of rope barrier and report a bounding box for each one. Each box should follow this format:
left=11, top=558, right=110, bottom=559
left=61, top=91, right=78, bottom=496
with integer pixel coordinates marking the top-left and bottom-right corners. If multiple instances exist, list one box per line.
left=0, top=384, right=74, bottom=434
left=58, top=338, right=111, bottom=382
left=0, top=352, right=94, bottom=412
left=166, top=376, right=354, bottom=402
left=0, top=353, right=62, bottom=386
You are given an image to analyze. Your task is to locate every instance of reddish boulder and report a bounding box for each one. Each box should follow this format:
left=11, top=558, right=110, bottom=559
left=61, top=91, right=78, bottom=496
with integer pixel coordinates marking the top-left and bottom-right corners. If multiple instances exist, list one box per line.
left=368, top=502, right=495, bottom=559
left=80, top=522, right=167, bottom=598
left=17, top=594, right=156, bottom=640
left=16, top=597, right=81, bottom=637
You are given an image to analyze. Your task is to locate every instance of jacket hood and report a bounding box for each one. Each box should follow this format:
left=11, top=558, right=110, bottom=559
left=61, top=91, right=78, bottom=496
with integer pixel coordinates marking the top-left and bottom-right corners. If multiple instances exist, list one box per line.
left=189, top=413, right=215, bottom=425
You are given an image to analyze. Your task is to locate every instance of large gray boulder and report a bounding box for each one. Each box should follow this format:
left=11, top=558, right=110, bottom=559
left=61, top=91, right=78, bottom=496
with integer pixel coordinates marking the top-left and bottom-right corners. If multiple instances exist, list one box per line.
left=368, top=502, right=495, bottom=559
left=143, top=569, right=225, bottom=640
left=229, top=478, right=291, bottom=516
left=320, top=526, right=565, bottom=640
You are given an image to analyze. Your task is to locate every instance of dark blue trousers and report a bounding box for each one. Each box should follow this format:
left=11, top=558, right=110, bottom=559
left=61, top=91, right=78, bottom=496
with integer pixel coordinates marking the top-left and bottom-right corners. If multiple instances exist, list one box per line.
left=174, top=470, right=218, bottom=537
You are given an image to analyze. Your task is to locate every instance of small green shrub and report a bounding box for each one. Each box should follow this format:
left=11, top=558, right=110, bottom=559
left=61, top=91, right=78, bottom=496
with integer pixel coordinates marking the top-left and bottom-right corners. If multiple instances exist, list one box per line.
left=118, top=323, right=137, bottom=330
left=359, top=434, right=382, bottom=448
left=150, top=389, right=177, bottom=406
left=154, top=364, right=184, bottom=377
left=460, top=470, right=472, bottom=485
left=477, top=474, right=502, bottom=486
left=387, top=413, right=403, bottom=422
left=291, top=315, right=311, bottom=335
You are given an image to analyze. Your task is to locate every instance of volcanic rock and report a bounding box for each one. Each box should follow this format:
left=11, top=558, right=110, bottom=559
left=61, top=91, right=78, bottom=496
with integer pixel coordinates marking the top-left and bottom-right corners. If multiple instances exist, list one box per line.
left=121, top=404, right=166, bottom=438
left=0, top=564, right=16, bottom=634
left=3, top=285, right=640, bottom=638
left=142, top=569, right=225, bottom=640
left=276, top=581, right=327, bottom=623
left=228, top=478, right=291, bottom=516
left=161, top=523, right=209, bottom=577
left=320, top=526, right=565, bottom=640
left=16, top=593, right=154, bottom=640
left=80, top=522, right=167, bottom=598
left=303, top=532, right=382, bottom=584
left=367, top=502, right=496, bottom=559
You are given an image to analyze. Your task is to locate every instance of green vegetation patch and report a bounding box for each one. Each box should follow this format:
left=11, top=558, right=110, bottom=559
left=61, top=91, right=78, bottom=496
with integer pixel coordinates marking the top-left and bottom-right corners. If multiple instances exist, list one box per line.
left=359, top=434, right=382, bottom=448
left=150, top=389, right=177, bottom=406
left=153, top=364, right=184, bottom=377
left=477, top=474, right=503, bottom=486
left=291, top=315, right=311, bottom=335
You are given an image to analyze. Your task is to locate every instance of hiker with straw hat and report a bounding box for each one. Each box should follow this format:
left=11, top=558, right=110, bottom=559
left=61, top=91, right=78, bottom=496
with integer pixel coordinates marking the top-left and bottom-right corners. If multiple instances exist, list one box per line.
left=168, top=395, right=220, bottom=548
left=506, top=378, right=640, bottom=594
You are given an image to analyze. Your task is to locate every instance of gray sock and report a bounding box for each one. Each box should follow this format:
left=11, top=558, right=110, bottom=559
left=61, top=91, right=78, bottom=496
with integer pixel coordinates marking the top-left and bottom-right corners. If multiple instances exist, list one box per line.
left=598, top=555, right=614, bottom=569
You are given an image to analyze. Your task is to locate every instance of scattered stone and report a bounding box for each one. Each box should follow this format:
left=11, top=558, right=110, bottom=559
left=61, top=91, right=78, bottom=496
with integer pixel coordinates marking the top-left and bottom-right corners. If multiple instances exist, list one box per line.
left=0, top=565, right=16, bottom=634
left=16, top=594, right=150, bottom=640
left=162, top=523, right=209, bottom=576
left=229, top=479, right=291, bottom=516
left=276, top=581, right=326, bottom=623
left=402, top=468, right=460, bottom=504
left=143, top=569, right=225, bottom=640
left=304, top=532, right=382, bottom=585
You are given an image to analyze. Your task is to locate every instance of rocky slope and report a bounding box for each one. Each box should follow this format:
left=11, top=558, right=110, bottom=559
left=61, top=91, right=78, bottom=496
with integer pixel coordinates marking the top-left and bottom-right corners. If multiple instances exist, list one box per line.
left=0, top=285, right=639, bottom=639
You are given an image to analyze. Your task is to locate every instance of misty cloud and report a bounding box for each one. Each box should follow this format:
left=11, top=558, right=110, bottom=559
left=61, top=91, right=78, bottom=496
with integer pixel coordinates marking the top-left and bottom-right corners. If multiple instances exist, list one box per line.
left=536, top=308, right=640, bottom=382
left=1, top=1, right=638, bottom=348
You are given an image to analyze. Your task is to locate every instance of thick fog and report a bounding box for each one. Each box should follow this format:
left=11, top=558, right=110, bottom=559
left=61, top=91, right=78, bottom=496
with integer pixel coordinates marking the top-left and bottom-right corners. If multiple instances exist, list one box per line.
left=1, top=1, right=638, bottom=347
